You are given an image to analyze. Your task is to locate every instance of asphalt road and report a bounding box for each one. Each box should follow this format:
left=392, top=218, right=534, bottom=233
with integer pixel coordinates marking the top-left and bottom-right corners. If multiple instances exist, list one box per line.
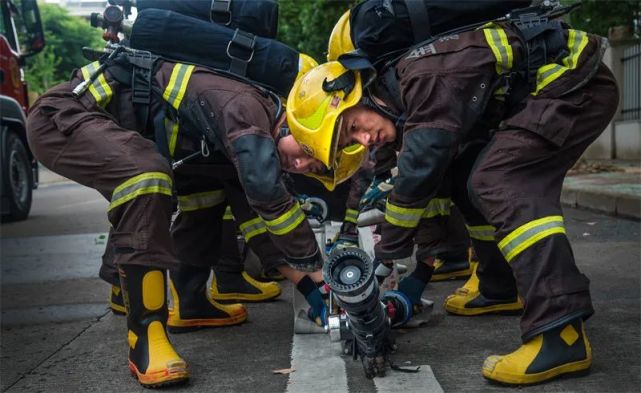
left=1, top=178, right=639, bottom=392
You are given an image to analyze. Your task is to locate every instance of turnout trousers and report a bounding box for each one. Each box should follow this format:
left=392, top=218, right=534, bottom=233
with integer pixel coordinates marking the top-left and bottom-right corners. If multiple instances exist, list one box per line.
left=454, top=64, right=619, bottom=340
left=170, top=166, right=286, bottom=274
left=26, top=82, right=178, bottom=274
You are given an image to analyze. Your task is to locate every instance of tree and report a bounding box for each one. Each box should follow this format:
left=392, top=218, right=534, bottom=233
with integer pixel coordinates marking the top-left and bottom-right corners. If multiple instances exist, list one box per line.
left=562, top=0, right=641, bottom=37
left=24, top=4, right=103, bottom=93
left=278, top=0, right=357, bottom=63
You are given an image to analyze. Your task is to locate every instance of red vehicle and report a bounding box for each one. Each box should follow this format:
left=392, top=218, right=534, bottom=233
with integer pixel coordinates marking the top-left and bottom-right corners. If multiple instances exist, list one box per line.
left=1, top=0, right=43, bottom=221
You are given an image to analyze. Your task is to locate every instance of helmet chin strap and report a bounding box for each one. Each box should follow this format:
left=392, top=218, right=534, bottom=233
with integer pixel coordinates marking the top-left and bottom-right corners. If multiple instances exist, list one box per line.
left=361, top=94, right=406, bottom=130
left=279, top=124, right=291, bottom=138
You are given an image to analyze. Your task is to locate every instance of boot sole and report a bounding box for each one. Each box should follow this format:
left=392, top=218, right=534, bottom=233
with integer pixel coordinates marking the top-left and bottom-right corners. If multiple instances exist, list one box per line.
left=431, top=269, right=472, bottom=282
left=483, top=358, right=591, bottom=385
left=211, top=288, right=282, bottom=303
left=110, top=303, right=127, bottom=316
left=167, top=313, right=247, bottom=334
left=128, top=361, right=189, bottom=388
left=445, top=302, right=523, bottom=316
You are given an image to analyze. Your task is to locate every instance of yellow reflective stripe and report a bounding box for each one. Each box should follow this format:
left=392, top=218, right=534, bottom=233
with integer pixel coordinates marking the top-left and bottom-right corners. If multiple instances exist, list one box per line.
left=239, top=217, right=267, bottom=242
left=223, top=205, right=234, bottom=220
left=165, top=118, right=180, bottom=158
left=533, top=29, right=589, bottom=95
left=177, top=190, right=225, bottom=212
left=109, top=172, right=172, bottom=211
left=498, top=216, right=566, bottom=262
left=80, top=61, right=113, bottom=107
left=422, top=198, right=451, bottom=218
left=344, top=208, right=359, bottom=224
left=162, top=63, right=195, bottom=110
left=466, top=224, right=496, bottom=241
left=264, top=202, right=306, bottom=235
left=385, top=201, right=424, bottom=228
left=483, top=25, right=513, bottom=75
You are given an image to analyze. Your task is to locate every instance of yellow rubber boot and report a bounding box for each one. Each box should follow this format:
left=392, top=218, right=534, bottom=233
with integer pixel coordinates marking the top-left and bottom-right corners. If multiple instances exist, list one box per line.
left=431, top=258, right=472, bottom=281
left=261, top=268, right=286, bottom=281
left=119, top=265, right=189, bottom=388
left=433, top=246, right=480, bottom=282
left=109, top=284, right=127, bottom=315
left=168, top=265, right=247, bottom=333
left=444, top=263, right=522, bottom=315
left=483, top=319, right=591, bottom=385
left=210, top=270, right=281, bottom=302
left=458, top=261, right=480, bottom=294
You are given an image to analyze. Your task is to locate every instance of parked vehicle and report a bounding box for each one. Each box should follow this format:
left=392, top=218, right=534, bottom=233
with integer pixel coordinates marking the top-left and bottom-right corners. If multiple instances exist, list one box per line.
left=1, top=0, right=44, bottom=221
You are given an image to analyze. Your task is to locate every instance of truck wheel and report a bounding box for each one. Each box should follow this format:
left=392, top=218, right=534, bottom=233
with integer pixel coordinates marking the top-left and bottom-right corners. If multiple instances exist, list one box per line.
left=1, top=129, right=33, bottom=221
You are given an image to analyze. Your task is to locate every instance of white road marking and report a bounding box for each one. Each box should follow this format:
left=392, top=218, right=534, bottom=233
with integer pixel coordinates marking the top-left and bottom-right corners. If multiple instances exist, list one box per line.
left=374, top=365, right=444, bottom=393
left=286, top=334, right=348, bottom=393
left=290, top=222, right=444, bottom=393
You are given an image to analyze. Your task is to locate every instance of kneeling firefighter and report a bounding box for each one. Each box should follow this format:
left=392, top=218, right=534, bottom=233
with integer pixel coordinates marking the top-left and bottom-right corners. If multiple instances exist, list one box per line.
left=26, top=30, right=363, bottom=393
left=287, top=0, right=618, bottom=385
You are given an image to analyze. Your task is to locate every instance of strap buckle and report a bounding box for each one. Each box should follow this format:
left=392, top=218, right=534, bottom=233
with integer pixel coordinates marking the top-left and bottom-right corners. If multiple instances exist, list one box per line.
left=130, top=51, right=155, bottom=105
left=210, top=0, right=232, bottom=25
left=226, top=29, right=255, bottom=76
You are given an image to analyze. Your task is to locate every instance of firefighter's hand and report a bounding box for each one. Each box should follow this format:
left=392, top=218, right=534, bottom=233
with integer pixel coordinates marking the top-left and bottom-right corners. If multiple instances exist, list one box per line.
left=298, top=195, right=328, bottom=222
left=359, top=177, right=395, bottom=211
left=374, top=258, right=395, bottom=285
left=326, top=231, right=359, bottom=255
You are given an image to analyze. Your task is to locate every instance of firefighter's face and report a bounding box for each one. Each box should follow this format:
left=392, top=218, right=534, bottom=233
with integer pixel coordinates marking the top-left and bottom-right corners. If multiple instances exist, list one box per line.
left=338, top=104, right=396, bottom=149
left=278, top=134, right=325, bottom=174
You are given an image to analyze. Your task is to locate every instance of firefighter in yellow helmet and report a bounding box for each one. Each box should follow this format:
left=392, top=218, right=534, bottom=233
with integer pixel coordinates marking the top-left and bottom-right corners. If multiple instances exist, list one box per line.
left=287, top=15, right=618, bottom=385
left=325, top=10, right=478, bottom=286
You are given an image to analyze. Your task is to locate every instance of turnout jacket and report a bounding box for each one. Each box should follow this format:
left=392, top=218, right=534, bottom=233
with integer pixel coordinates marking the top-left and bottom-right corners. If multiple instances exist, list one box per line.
left=73, top=59, right=322, bottom=270
left=375, top=22, right=607, bottom=260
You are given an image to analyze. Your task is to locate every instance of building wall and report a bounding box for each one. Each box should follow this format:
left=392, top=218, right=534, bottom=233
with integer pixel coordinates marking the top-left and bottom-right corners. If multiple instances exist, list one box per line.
left=584, top=42, right=641, bottom=160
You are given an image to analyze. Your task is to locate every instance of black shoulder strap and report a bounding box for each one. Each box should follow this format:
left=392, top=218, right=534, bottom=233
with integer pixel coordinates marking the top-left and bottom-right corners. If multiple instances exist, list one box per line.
left=130, top=55, right=157, bottom=132
left=227, top=29, right=256, bottom=77
left=403, top=0, right=431, bottom=42
left=210, top=0, right=232, bottom=25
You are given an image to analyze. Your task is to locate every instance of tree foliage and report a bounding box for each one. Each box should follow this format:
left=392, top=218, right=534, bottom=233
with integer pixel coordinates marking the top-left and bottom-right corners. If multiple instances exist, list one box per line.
left=278, top=0, right=357, bottom=63
left=25, top=4, right=103, bottom=93
left=562, top=0, right=640, bottom=37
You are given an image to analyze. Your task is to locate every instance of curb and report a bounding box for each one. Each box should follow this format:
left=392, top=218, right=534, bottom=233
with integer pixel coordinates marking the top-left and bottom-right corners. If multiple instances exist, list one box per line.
left=562, top=174, right=641, bottom=220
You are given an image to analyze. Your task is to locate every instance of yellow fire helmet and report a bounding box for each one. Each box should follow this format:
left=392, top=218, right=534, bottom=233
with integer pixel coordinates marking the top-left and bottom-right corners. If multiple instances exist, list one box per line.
left=297, top=53, right=319, bottom=81
left=327, top=10, right=355, bottom=62
left=306, top=144, right=366, bottom=191
left=286, top=61, right=363, bottom=169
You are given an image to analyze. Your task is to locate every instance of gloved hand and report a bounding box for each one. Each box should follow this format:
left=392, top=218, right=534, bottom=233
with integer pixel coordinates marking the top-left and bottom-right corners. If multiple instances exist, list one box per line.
left=374, top=258, right=395, bottom=285
left=325, top=231, right=359, bottom=254
left=297, top=194, right=328, bottom=222
left=359, top=176, right=395, bottom=212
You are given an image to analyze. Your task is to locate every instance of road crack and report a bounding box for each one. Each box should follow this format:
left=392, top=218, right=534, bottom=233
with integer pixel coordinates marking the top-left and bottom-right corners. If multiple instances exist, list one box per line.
left=2, top=310, right=111, bottom=392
